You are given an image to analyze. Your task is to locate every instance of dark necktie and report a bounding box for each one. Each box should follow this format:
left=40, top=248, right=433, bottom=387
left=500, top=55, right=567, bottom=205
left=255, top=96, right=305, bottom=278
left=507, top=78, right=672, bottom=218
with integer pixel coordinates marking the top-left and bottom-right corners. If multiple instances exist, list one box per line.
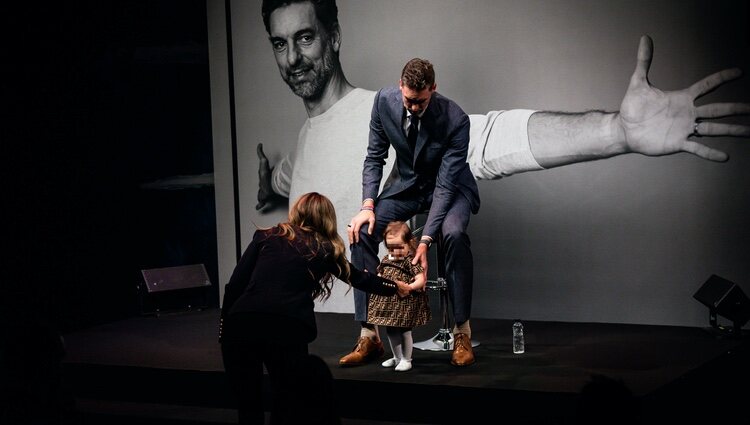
left=407, top=113, right=419, bottom=148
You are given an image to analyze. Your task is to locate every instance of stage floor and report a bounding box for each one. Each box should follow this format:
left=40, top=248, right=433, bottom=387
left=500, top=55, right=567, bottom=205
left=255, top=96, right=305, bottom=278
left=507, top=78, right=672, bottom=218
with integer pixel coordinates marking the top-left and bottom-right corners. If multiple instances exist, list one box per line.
left=61, top=308, right=748, bottom=424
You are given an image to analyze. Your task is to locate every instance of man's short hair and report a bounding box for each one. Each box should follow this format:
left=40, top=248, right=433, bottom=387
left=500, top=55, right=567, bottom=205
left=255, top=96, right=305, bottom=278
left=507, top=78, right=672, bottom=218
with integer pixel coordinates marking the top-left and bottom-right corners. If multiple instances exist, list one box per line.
left=262, top=0, right=339, bottom=35
left=401, top=58, right=435, bottom=91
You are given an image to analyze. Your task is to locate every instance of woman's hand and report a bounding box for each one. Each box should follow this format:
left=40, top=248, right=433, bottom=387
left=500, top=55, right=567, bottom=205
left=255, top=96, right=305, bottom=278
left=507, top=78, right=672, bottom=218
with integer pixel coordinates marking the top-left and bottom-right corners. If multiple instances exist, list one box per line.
left=395, top=280, right=411, bottom=298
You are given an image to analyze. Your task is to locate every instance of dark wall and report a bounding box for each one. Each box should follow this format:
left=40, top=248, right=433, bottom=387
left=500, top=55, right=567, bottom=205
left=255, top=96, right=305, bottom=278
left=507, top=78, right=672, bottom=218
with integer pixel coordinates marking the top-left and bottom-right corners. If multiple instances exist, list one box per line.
left=6, top=0, right=216, bottom=334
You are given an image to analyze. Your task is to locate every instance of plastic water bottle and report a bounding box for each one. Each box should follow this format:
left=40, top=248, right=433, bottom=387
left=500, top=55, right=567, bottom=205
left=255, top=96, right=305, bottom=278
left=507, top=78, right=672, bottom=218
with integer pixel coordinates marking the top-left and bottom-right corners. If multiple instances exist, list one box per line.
left=512, top=320, right=525, bottom=354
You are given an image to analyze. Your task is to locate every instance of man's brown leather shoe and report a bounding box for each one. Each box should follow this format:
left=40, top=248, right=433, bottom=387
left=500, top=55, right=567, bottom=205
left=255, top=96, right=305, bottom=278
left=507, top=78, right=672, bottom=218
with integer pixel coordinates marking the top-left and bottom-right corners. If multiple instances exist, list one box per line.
left=451, top=333, right=475, bottom=366
left=338, top=336, right=385, bottom=366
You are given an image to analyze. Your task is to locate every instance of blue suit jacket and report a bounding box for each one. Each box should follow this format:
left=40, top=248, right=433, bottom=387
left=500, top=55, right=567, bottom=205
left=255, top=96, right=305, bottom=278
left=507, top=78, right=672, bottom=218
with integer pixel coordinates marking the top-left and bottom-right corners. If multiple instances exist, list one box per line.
left=363, top=86, right=480, bottom=238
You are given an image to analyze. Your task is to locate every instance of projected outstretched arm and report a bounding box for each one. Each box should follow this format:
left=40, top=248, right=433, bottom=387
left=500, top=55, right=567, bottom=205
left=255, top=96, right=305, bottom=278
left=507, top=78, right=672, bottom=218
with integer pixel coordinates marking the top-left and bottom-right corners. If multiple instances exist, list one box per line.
left=526, top=35, right=750, bottom=169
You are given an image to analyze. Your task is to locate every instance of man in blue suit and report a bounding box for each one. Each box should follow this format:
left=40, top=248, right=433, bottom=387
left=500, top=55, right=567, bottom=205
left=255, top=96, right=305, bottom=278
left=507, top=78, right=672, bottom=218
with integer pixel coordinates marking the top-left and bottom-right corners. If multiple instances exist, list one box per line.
left=346, top=58, right=480, bottom=366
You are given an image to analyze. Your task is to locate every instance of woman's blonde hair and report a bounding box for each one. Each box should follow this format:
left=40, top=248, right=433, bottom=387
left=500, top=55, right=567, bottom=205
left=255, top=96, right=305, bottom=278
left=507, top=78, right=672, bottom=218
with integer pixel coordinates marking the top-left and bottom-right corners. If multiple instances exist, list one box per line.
left=277, top=192, right=350, bottom=299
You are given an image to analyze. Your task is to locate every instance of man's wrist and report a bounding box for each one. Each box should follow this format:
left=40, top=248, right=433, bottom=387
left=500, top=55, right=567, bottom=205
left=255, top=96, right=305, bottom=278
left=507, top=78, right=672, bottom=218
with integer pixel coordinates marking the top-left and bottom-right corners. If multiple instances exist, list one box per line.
left=610, top=112, right=630, bottom=154
left=361, top=198, right=375, bottom=213
left=419, top=236, right=433, bottom=249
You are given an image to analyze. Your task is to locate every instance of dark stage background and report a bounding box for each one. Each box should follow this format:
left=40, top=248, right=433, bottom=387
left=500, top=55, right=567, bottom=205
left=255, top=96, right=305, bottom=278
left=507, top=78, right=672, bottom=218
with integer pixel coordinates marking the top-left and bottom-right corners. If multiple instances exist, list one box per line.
left=6, top=0, right=217, bottom=335
left=4, top=0, right=749, bottom=372
left=4, top=0, right=749, bottom=374
left=3, top=2, right=750, bottom=424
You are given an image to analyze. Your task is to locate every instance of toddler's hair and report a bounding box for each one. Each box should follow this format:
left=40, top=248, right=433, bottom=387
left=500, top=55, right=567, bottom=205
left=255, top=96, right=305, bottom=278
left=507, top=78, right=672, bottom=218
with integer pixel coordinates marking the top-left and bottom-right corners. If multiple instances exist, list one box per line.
left=383, top=221, right=417, bottom=253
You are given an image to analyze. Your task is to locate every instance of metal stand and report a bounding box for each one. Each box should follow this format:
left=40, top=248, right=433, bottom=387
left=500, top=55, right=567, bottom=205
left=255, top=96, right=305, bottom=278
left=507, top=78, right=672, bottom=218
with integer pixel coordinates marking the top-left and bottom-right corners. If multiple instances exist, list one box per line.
left=414, top=277, right=454, bottom=350
left=411, top=219, right=479, bottom=351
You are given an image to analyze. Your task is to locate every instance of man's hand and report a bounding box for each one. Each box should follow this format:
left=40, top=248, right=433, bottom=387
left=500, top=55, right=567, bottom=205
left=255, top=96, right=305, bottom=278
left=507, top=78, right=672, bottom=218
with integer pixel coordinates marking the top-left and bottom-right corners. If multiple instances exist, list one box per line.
left=619, top=35, right=750, bottom=162
left=412, top=243, right=429, bottom=276
left=347, top=210, right=375, bottom=244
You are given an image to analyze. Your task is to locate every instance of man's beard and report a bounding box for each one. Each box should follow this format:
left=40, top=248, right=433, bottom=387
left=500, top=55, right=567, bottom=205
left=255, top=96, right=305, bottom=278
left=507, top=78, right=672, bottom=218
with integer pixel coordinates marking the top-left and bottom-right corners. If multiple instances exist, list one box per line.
left=282, top=46, right=335, bottom=100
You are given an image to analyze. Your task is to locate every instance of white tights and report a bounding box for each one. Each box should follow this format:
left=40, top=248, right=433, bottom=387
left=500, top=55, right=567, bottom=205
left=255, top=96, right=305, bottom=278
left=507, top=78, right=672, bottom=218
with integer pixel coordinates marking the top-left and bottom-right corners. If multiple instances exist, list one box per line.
left=385, top=327, right=413, bottom=361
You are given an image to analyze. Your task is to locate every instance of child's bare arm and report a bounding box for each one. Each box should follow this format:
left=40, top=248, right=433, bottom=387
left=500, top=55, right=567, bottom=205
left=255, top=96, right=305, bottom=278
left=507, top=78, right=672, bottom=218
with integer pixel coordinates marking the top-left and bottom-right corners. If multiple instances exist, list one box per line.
left=409, top=270, right=427, bottom=292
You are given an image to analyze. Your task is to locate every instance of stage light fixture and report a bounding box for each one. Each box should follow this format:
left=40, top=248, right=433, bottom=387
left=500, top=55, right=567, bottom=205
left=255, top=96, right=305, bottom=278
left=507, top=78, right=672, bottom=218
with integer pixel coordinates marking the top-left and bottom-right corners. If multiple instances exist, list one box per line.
left=693, top=274, right=750, bottom=338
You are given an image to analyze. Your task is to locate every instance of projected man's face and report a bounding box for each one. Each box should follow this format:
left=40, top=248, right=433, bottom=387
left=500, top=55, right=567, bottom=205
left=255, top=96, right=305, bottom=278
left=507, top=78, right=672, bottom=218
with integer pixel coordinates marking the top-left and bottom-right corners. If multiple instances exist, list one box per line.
left=268, top=1, right=336, bottom=100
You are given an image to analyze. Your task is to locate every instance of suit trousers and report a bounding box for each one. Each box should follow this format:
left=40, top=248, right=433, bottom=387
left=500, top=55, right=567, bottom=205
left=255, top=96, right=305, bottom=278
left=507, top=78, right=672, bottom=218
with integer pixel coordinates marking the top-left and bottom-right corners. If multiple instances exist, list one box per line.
left=351, top=190, right=474, bottom=325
